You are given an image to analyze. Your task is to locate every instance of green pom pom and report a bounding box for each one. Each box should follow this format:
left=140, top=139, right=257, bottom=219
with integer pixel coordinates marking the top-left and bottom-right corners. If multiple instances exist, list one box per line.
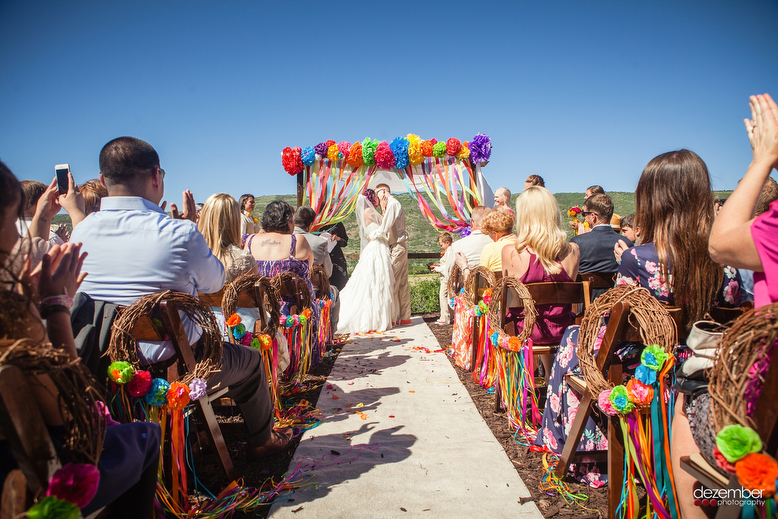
left=107, top=361, right=135, bottom=384
left=28, top=496, right=79, bottom=519
left=716, top=424, right=763, bottom=463
left=640, top=344, right=669, bottom=371
left=432, top=141, right=447, bottom=158
left=250, top=337, right=261, bottom=350
left=608, top=385, right=634, bottom=414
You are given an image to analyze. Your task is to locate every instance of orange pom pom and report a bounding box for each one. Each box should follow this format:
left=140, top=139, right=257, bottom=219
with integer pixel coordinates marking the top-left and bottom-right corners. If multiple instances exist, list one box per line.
left=508, top=336, right=522, bottom=351
left=166, top=382, right=191, bottom=410
left=226, top=314, right=242, bottom=327
left=421, top=140, right=434, bottom=157
left=736, top=452, right=778, bottom=497
left=302, top=308, right=312, bottom=319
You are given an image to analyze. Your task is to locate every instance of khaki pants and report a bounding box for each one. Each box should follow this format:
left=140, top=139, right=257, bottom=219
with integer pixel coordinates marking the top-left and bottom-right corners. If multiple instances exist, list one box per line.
left=438, top=272, right=451, bottom=323
left=390, top=243, right=411, bottom=321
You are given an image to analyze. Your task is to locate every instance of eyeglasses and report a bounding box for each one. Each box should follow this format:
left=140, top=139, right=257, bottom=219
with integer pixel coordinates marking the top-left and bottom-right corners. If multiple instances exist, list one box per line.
left=581, top=211, right=594, bottom=216
left=158, top=167, right=166, bottom=180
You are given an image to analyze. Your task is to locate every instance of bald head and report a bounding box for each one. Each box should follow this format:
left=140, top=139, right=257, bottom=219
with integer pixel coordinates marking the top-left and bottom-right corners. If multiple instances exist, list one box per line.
left=470, top=206, right=491, bottom=230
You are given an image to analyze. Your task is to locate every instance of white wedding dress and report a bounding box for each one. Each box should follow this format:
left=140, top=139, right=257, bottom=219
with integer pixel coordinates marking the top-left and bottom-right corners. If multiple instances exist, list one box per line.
left=336, top=195, right=398, bottom=334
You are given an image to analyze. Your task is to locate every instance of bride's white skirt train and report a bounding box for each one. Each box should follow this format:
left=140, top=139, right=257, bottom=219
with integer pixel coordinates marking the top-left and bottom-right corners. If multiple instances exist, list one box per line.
left=336, top=237, right=397, bottom=334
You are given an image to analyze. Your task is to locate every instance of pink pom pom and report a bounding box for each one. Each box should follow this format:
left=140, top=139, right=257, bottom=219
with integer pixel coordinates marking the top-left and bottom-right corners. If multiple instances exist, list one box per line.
left=47, top=463, right=100, bottom=509
left=597, top=389, right=619, bottom=416
left=127, top=370, right=152, bottom=398
left=375, top=141, right=396, bottom=170
left=241, top=333, right=253, bottom=347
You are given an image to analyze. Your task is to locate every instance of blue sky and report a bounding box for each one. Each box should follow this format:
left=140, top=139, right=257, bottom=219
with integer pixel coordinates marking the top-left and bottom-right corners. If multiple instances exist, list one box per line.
left=1, top=0, right=776, bottom=205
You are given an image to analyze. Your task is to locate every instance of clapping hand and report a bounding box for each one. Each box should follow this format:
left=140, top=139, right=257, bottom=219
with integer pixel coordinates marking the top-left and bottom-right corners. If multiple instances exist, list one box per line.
left=164, top=190, right=197, bottom=222
left=745, top=93, right=778, bottom=169
left=20, top=242, right=88, bottom=300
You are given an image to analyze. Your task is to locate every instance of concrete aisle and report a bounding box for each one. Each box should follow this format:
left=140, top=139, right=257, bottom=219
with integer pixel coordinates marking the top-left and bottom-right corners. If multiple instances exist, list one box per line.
left=270, top=317, right=543, bottom=519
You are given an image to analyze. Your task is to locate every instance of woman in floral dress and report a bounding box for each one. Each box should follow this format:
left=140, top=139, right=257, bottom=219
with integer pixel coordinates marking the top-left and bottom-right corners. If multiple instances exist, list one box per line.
left=535, top=150, right=741, bottom=487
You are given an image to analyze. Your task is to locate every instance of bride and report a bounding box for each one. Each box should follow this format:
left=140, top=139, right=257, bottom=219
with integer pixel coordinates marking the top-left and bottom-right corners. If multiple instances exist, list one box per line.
left=336, top=189, right=398, bottom=333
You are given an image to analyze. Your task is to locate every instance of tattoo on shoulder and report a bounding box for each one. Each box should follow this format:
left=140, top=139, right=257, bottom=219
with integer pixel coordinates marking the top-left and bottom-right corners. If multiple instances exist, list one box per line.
left=260, top=239, right=281, bottom=247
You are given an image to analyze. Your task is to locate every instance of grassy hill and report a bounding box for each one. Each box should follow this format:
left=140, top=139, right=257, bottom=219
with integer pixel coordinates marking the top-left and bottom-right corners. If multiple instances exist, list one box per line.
left=53, top=189, right=734, bottom=253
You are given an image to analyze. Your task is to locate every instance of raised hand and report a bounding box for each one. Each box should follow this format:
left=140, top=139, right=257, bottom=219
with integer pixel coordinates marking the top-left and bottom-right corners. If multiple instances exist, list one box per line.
left=170, top=190, right=197, bottom=222
left=745, top=93, right=778, bottom=168
left=57, top=172, right=86, bottom=227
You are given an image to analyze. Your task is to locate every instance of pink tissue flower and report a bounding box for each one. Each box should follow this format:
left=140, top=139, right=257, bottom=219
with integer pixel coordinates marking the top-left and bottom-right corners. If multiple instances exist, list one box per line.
left=47, top=463, right=100, bottom=508
left=597, top=389, right=619, bottom=416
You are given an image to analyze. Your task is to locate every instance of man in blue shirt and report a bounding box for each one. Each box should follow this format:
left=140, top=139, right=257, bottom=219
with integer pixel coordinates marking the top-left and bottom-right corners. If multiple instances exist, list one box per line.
left=71, top=136, right=291, bottom=457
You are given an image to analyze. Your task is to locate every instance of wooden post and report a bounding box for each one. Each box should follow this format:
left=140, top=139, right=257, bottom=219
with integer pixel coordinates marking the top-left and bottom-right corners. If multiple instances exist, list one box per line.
left=296, top=171, right=305, bottom=208
left=467, top=158, right=480, bottom=209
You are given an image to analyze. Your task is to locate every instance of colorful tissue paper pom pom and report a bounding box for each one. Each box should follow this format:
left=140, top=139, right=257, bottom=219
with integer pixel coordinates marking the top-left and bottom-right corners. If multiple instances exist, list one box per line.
left=608, top=385, right=634, bottom=413
left=429, top=138, right=437, bottom=145
left=299, top=315, right=307, bottom=326
left=420, top=140, right=434, bottom=157
left=337, top=141, right=351, bottom=158
left=327, top=144, right=340, bottom=162
left=302, top=308, right=312, bottom=319
left=716, top=424, right=763, bottom=463
left=470, top=133, right=492, bottom=163
left=314, top=142, right=328, bottom=157
left=325, top=139, right=335, bottom=147
left=128, top=370, right=153, bottom=397
left=293, top=315, right=300, bottom=326
left=407, top=137, right=424, bottom=166
left=47, top=463, right=100, bottom=509
left=281, top=146, right=304, bottom=175
left=144, top=378, right=171, bottom=406
left=641, top=344, right=668, bottom=371
left=27, top=496, right=79, bottom=519
left=232, top=323, right=247, bottom=340
left=449, top=297, right=455, bottom=308
left=597, top=389, right=619, bottom=416
left=301, top=147, right=316, bottom=166
left=635, top=364, right=657, bottom=385
left=456, top=141, right=470, bottom=160
left=375, top=141, right=396, bottom=169
left=490, top=331, right=500, bottom=346
left=626, top=378, right=654, bottom=405
left=446, top=138, right=461, bottom=156
left=347, top=142, right=364, bottom=167
left=390, top=137, right=410, bottom=170
left=167, top=382, right=191, bottom=410
left=285, top=316, right=294, bottom=327
left=226, top=313, right=242, bottom=327
left=258, top=334, right=273, bottom=351
left=108, top=361, right=134, bottom=385
left=713, top=445, right=737, bottom=473
left=735, top=452, right=778, bottom=497
left=241, top=333, right=253, bottom=347
left=508, top=336, right=522, bottom=351
left=432, top=141, right=447, bottom=158
left=500, top=336, right=510, bottom=349
left=188, top=378, right=207, bottom=401
left=362, top=138, right=378, bottom=166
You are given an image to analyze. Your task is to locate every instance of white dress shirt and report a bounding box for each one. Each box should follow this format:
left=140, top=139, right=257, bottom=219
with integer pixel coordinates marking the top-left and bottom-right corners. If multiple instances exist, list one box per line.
left=70, top=196, right=225, bottom=363
left=369, top=196, right=408, bottom=246
left=443, top=230, right=493, bottom=277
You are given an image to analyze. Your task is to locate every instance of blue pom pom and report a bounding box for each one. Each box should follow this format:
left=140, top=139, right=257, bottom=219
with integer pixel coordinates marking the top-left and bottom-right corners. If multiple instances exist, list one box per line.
left=490, top=331, right=499, bottom=346
left=390, top=137, right=410, bottom=170
left=144, top=378, right=170, bottom=406
left=301, top=147, right=316, bottom=166
left=635, top=364, right=657, bottom=385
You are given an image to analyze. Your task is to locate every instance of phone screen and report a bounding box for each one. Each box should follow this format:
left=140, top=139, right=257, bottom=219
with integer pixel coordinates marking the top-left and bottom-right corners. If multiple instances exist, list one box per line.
left=55, top=167, right=69, bottom=195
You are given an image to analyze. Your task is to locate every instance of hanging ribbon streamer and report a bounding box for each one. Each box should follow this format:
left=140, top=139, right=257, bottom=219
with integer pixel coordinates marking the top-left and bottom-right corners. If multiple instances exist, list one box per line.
left=303, top=161, right=376, bottom=232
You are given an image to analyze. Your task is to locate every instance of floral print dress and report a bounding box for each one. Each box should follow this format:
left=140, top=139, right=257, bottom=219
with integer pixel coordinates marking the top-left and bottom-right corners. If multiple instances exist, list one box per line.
left=534, top=242, right=741, bottom=487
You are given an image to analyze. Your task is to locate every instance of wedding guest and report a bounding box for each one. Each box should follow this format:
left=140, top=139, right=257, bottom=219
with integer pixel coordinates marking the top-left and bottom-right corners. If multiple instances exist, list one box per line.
left=324, top=221, right=349, bottom=291
left=71, top=136, right=292, bottom=458
left=585, top=185, right=604, bottom=199
left=571, top=193, right=631, bottom=299
left=238, top=194, right=260, bottom=235
left=446, top=206, right=492, bottom=281
left=620, top=213, right=637, bottom=243
left=501, top=186, right=579, bottom=377
left=524, top=175, right=545, bottom=189
left=199, top=193, right=257, bottom=284
left=293, top=206, right=333, bottom=278
left=493, top=187, right=513, bottom=213
left=479, top=209, right=517, bottom=272
left=434, top=232, right=453, bottom=325
left=0, top=159, right=161, bottom=518
left=675, top=94, right=778, bottom=519
left=610, top=213, right=622, bottom=233
left=79, top=179, right=108, bottom=215
left=570, top=185, right=605, bottom=234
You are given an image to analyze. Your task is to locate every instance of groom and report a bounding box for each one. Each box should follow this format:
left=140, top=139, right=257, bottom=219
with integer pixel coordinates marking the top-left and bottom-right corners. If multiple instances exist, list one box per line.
left=373, top=184, right=412, bottom=325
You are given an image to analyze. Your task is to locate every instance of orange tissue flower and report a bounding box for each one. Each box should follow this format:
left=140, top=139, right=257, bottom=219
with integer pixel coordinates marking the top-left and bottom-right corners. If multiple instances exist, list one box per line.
left=226, top=314, right=242, bottom=327
left=736, top=452, right=778, bottom=497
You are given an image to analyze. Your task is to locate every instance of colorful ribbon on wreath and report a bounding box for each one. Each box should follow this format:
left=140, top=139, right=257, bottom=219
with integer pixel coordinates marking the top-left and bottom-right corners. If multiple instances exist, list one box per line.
left=279, top=309, right=315, bottom=382
left=470, top=291, right=498, bottom=389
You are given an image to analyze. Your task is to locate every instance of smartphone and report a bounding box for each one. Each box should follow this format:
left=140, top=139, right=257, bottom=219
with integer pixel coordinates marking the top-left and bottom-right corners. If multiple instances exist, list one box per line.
left=55, top=164, right=70, bottom=195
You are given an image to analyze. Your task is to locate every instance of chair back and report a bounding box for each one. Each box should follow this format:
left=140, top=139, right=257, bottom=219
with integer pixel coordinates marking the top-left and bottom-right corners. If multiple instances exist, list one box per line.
left=272, top=272, right=312, bottom=315
left=0, top=364, right=60, bottom=496
left=709, top=302, right=753, bottom=325
left=504, top=280, right=590, bottom=309
left=310, top=266, right=330, bottom=300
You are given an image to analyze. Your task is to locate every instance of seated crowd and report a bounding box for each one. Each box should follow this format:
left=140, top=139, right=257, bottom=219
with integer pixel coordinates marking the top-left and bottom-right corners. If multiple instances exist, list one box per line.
left=1, top=94, right=777, bottom=517
left=442, top=94, right=778, bottom=516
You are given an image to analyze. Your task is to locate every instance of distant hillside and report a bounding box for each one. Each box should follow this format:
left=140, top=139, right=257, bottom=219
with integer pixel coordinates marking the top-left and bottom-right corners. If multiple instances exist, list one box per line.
left=53, top=189, right=734, bottom=252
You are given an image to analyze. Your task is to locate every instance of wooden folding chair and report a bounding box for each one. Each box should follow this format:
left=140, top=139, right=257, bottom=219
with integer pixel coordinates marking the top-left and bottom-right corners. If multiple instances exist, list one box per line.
left=123, top=298, right=236, bottom=481
left=577, top=271, right=616, bottom=302
left=272, top=272, right=311, bottom=317
left=469, top=268, right=498, bottom=374
left=0, top=364, right=107, bottom=519
left=309, top=266, right=331, bottom=301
